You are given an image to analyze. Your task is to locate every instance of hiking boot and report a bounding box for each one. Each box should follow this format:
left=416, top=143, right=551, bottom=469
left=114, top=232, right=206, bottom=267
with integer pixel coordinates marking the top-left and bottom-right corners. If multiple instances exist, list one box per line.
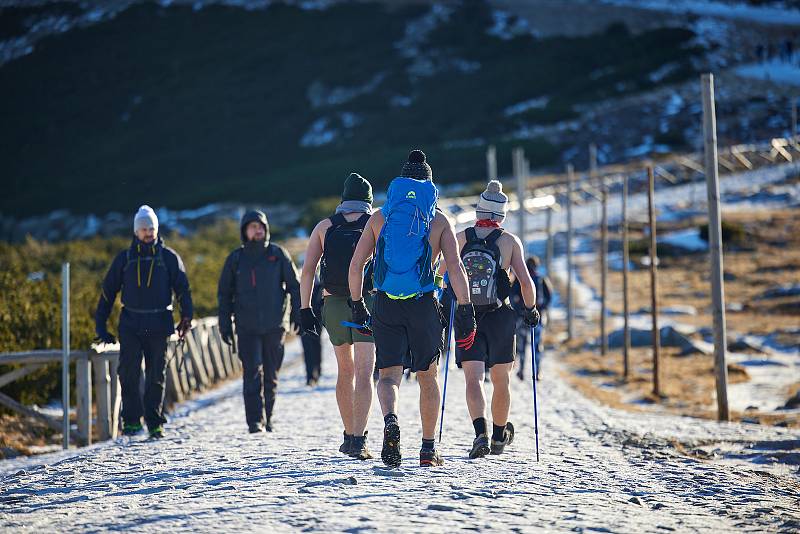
left=516, top=369, right=525, bottom=381
left=248, top=423, right=265, bottom=434
left=490, top=422, right=515, bottom=455
left=122, top=423, right=143, bottom=436
left=349, top=432, right=373, bottom=461
left=468, top=434, right=490, bottom=459
left=265, top=419, right=273, bottom=432
left=148, top=426, right=164, bottom=439
left=381, top=420, right=402, bottom=468
left=339, top=432, right=353, bottom=456
left=419, top=448, right=444, bottom=467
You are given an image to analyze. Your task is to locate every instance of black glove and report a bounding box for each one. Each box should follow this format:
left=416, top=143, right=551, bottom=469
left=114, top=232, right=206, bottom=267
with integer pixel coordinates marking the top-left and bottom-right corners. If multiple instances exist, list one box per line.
left=348, top=297, right=372, bottom=334
left=95, top=327, right=116, bottom=345
left=220, top=327, right=234, bottom=346
left=300, top=308, right=321, bottom=336
left=454, top=303, right=476, bottom=350
left=522, top=306, right=541, bottom=327
left=176, top=317, right=192, bottom=339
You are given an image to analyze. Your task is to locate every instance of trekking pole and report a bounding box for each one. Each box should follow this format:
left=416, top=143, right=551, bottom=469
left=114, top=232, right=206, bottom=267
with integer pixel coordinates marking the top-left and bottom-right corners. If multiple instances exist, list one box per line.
left=437, top=299, right=456, bottom=443
left=530, top=326, right=540, bottom=462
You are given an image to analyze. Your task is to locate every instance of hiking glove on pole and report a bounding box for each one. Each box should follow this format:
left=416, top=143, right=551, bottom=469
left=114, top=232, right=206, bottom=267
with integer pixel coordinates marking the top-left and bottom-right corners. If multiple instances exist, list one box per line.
left=454, top=303, right=477, bottom=350
left=300, top=308, right=321, bottom=337
left=348, top=297, right=372, bottom=335
left=177, top=317, right=192, bottom=339
left=220, top=328, right=234, bottom=346
left=95, top=329, right=116, bottom=345
left=522, top=306, right=541, bottom=327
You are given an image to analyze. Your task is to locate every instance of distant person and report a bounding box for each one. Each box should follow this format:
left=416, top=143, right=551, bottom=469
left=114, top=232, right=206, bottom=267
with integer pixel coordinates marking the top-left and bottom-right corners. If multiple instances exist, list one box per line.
left=95, top=205, right=193, bottom=439
left=445, top=181, right=539, bottom=459
left=301, top=275, right=324, bottom=387
left=217, top=210, right=301, bottom=434
left=348, top=150, right=476, bottom=468
left=511, top=256, right=552, bottom=381
left=300, top=173, right=376, bottom=460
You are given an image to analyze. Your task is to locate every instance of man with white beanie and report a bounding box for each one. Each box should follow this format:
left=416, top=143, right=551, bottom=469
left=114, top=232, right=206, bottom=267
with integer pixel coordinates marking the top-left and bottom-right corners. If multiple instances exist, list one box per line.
left=95, top=205, right=193, bottom=439
left=443, top=180, right=539, bottom=459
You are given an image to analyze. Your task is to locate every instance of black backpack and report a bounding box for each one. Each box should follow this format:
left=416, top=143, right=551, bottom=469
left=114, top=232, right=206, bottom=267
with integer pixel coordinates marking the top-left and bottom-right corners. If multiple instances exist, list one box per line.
left=320, top=213, right=372, bottom=296
left=461, top=227, right=510, bottom=311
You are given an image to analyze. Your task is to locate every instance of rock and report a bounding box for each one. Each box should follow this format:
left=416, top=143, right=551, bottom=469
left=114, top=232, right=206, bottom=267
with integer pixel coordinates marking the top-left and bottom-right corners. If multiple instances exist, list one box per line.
left=723, top=271, right=737, bottom=281
left=726, top=302, right=745, bottom=312
left=783, top=390, right=800, bottom=410
left=727, top=363, right=750, bottom=380
left=628, top=496, right=645, bottom=506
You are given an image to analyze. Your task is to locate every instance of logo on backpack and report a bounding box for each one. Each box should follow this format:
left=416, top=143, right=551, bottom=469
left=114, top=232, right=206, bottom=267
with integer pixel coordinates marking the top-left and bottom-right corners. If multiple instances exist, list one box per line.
left=374, top=177, right=438, bottom=299
left=461, top=228, right=506, bottom=310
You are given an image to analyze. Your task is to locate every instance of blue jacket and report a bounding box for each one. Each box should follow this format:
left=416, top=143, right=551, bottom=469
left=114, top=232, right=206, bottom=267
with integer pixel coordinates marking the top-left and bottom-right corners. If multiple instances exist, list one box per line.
left=95, top=236, right=193, bottom=336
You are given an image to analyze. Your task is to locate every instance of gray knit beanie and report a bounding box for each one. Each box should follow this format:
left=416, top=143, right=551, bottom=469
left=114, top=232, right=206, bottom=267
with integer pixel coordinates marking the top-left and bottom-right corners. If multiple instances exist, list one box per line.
left=133, top=205, right=159, bottom=233
left=475, top=180, right=508, bottom=222
left=400, top=149, right=433, bottom=181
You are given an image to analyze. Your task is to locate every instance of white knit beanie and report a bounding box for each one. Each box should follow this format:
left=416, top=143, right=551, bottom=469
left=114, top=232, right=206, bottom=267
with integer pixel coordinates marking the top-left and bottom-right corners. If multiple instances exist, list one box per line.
left=133, top=205, right=159, bottom=233
left=476, top=180, right=508, bottom=222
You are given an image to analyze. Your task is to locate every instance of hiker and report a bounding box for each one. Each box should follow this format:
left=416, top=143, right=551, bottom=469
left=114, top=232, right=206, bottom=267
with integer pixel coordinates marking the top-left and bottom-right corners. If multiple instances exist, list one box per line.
left=348, top=150, right=476, bottom=468
left=445, top=180, right=539, bottom=459
left=217, top=210, right=301, bottom=433
left=512, top=256, right=552, bottom=381
left=95, top=205, right=193, bottom=439
left=299, top=173, right=377, bottom=460
left=301, top=275, right=324, bottom=387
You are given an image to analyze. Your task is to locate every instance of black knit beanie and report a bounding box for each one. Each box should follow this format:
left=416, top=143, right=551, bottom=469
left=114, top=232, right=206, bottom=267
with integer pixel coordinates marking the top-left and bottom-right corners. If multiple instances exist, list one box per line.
left=342, top=172, right=373, bottom=203
left=400, top=149, right=433, bottom=181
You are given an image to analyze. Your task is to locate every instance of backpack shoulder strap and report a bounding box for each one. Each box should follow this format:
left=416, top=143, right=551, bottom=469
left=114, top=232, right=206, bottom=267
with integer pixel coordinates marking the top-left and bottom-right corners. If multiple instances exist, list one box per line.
left=465, top=227, right=478, bottom=243
left=356, top=213, right=370, bottom=227
left=328, top=213, right=347, bottom=228
left=485, top=228, right=505, bottom=247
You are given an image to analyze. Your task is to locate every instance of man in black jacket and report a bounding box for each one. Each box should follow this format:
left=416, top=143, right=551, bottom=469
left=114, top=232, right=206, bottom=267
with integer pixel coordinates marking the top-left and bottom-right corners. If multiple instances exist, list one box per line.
left=95, top=205, right=193, bottom=439
left=218, top=210, right=301, bottom=433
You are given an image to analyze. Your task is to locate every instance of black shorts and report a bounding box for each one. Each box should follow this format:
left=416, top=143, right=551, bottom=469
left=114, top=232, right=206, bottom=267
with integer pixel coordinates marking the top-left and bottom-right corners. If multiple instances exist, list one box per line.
left=455, top=304, right=516, bottom=369
left=372, top=291, right=445, bottom=372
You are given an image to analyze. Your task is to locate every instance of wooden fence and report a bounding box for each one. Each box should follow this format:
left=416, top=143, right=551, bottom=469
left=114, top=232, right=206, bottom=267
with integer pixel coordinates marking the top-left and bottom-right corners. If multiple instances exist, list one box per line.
left=0, top=317, right=240, bottom=445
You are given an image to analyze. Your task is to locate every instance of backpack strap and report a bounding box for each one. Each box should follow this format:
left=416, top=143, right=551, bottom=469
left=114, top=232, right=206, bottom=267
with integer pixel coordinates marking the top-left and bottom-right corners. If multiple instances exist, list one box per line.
left=465, top=227, right=479, bottom=244
left=328, top=213, right=347, bottom=229
left=485, top=228, right=505, bottom=247
left=356, top=213, right=370, bottom=227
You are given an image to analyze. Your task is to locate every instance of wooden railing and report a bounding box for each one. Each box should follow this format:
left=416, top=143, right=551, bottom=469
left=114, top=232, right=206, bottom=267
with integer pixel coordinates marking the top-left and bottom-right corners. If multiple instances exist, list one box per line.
left=0, top=317, right=240, bottom=445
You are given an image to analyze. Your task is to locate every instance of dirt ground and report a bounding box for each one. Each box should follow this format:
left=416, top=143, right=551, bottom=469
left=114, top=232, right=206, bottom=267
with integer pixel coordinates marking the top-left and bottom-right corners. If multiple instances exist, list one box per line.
left=553, top=206, right=800, bottom=428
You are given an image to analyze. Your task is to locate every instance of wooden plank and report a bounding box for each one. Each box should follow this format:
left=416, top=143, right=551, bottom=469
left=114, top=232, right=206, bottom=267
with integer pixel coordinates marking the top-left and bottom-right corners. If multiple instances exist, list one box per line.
left=197, top=326, right=217, bottom=382
left=717, top=155, right=737, bottom=172
left=92, top=357, right=112, bottom=440
left=677, top=156, right=705, bottom=174
left=0, top=350, right=89, bottom=365
left=212, top=326, right=233, bottom=377
left=730, top=150, right=753, bottom=169
left=108, top=355, right=121, bottom=439
left=183, top=329, right=209, bottom=390
left=177, top=343, right=192, bottom=395
left=76, top=357, right=92, bottom=445
left=164, top=341, right=184, bottom=405
left=0, top=363, right=45, bottom=389
left=207, top=325, right=227, bottom=381
left=772, top=139, right=793, bottom=162
left=0, top=391, right=61, bottom=432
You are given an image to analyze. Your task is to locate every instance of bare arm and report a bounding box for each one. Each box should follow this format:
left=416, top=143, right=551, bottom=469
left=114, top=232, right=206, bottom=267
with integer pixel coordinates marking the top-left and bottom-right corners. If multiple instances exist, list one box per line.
left=348, top=212, right=380, bottom=301
left=300, top=221, right=326, bottom=309
left=509, top=235, right=536, bottom=308
left=439, top=218, right=470, bottom=305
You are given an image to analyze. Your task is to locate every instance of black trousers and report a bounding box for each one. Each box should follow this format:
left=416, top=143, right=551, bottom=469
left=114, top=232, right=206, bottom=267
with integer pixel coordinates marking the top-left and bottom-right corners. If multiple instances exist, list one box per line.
left=118, top=327, right=168, bottom=430
left=301, top=333, right=322, bottom=383
left=238, top=332, right=285, bottom=427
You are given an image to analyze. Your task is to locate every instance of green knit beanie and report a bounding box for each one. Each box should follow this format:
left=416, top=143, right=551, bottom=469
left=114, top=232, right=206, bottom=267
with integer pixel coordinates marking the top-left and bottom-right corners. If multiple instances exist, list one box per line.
left=342, top=173, right=373, bottom=204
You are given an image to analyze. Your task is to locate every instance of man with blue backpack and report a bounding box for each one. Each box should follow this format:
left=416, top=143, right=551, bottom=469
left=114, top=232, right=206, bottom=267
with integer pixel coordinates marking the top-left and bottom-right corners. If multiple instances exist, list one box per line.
left=300, top=173, right=376, bottom=461
left=348, top=150, right=476, bottom=468
left=448, top=181, right=540, bottom=459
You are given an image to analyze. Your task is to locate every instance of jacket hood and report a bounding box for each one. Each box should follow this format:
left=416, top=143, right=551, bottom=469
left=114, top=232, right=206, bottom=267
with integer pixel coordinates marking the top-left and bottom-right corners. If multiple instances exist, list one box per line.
left=240, top=210, right=270, bottom=244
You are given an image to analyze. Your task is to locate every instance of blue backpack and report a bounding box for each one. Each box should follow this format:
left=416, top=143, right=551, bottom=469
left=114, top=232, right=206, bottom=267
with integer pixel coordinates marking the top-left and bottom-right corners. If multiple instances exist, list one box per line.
left=374, top=177, right=439, bottom=299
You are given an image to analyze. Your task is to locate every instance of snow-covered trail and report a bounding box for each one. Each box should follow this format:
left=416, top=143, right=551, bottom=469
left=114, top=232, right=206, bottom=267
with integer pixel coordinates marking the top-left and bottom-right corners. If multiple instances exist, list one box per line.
left=1, top=337, right=798, bottom=532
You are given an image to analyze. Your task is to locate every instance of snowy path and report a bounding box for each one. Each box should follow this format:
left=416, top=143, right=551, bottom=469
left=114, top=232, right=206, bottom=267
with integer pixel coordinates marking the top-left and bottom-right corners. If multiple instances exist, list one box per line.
left=1, top=337, right=798, bottom=532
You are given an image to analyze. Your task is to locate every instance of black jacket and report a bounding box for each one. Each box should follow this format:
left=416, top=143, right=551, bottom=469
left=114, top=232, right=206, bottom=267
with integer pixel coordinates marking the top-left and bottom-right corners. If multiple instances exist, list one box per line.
left=95, top=236, right=193, bottom=336
left=218, top=211, right=301, bottom=336
left=511, top=272, right=552, bottom=315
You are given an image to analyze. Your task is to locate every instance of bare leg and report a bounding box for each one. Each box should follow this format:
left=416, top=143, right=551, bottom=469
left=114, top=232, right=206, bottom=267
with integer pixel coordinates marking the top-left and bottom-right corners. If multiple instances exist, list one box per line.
left=416, top=364, right=440, bottom=440
left=489, top=362, right=513, bottom=427
left=333, top=343, right=355, bottom=435
left=352, top=342, right=375, bottom=436
left=377, top=366, right=403, bottom=418
left=462, top=361, right=487, bottom=423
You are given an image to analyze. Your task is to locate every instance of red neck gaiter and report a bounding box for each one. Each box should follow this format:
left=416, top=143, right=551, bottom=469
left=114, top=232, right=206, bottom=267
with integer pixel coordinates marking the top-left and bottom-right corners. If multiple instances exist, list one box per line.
left=475, top=219, right=502, bottom=228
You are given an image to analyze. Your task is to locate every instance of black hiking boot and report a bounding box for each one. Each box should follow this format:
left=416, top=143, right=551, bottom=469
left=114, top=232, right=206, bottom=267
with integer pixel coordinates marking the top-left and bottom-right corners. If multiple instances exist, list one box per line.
left=148, top=426, right=164, bottom=439
left=419, top=448, right=444, bottom=467
left=339, top=432, right=353, bottom=456
left=381, top=420, right=402, bottom=468
left=265, top=418, right=273, bottom=432
left=468, top=434, right=490, bottom=459
left=490, top=422, right=515, bottom=455
left=122, top=423, right=143, bottom=436
left=248, top=423, right=265, bottom=434
left=349, top=432, right=373, bottom=461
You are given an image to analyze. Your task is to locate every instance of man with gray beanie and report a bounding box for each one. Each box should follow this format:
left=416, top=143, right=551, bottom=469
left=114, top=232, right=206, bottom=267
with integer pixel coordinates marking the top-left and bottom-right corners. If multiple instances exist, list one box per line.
left=95, top=205, right=193, bottom=439
left=300, top=173, right=376, bottom=460
left=218, top=209, right=301, bottom=434
left=443, top=180, right=540, bottom=459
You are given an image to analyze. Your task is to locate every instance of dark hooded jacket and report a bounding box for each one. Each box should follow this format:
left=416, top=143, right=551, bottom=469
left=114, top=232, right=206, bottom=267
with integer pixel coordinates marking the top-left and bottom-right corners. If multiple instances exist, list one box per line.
left=95, top=236, right=193, bottom=336
left=217, top=210, right=301, bottom=336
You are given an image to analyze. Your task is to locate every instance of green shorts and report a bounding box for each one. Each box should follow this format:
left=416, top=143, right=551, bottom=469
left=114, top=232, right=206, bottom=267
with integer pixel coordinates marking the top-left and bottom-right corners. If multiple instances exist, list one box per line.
left=321, top=294, right=375, bottom=346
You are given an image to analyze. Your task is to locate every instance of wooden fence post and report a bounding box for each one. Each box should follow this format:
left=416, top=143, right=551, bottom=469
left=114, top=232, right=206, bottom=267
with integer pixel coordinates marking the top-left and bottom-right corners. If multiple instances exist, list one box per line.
left=622, top=174, right=631, bottom=379
left=566, top=163, right=575, bottom=341
left=600, top=179, right=608, bottom=356
left=164, top=341, right=184, bottom=404
left=647, top=165, right=661, bottom=397
left=76, top=355, right=91, bottom=445
left=702, top=73, right=730, bottom=421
